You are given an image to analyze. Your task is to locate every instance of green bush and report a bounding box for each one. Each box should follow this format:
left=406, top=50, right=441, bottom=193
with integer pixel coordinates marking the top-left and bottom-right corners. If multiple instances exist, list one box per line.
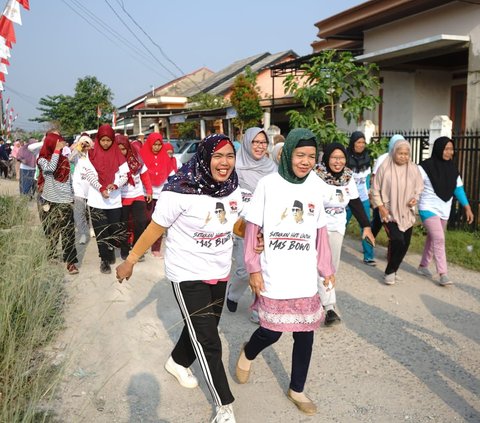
left=0, top=195, right=65, bottom=422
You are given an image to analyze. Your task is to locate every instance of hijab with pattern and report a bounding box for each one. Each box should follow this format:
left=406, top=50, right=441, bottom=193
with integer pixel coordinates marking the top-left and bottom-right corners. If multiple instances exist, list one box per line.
left=89, top=124, right=126, bottom=189
left=420, top=136, right=459, bottom=202
left=163, top=133, right=238, bottom=197
left=278, top=128, right=317, bottom=184
left=315, top=142, right=352, bottom=187
left=235, top=127, right=277, bottom=192
left=347, top=131, right=371, bottom=173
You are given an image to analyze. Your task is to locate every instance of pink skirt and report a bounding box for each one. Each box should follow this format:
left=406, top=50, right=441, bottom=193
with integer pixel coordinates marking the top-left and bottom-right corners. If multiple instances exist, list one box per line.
left=254, top=294, right=324, bottom=332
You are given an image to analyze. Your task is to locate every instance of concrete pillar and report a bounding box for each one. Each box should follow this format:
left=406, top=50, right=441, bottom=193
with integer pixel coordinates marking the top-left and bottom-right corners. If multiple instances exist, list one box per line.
left=428, top=115, right=452, bottom=158
left=137, top=113, right=142, bottom=135
left=266, top=124, right=281, bottom=156
left=200, top=119, right=206, bottom=140
left=263, top=109, right=271, bottom=132
left=357, top=120, right=376, bottom=144
left=466, top=26, right=480, bottom=130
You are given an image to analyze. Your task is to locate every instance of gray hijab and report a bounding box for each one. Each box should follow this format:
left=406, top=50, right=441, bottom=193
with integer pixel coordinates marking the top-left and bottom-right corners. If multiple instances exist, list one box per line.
left=236, top=127, right=277, bottom=192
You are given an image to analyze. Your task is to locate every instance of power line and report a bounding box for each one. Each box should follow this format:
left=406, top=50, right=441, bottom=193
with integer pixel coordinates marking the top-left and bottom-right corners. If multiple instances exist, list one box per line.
left=60, top=0, right=171, bottom=80
left=103, top=0, right=179, bottom=80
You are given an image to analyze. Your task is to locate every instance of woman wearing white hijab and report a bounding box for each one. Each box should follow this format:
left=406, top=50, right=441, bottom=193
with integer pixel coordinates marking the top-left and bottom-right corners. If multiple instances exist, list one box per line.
left=226, top=127, right=277, bottom=322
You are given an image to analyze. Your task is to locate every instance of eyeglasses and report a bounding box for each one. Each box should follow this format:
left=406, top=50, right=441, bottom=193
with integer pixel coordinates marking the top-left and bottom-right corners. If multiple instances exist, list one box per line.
left=330, top=156, right=346, bottom=162
left=252, top=141, right=269, bottom=147
left=215, top=209, right=223, bottom=214
left=292, top=207, right=302, bottom=212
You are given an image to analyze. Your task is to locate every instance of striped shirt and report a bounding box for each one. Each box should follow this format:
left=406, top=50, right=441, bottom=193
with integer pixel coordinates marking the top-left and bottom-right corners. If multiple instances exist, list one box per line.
left=38, top=153, right=74, bottom=204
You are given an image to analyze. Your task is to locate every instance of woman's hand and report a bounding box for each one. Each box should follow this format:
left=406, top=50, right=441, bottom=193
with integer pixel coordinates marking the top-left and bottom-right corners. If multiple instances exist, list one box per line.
left=254, top=231, right=264, bottom=254
left=323, top=274, right=336, bottom=290
left=407, top=198, right=417, bottom=207
left=362, top=227, right=375, bottom=247
left=145, top=194, right=153, bottom=203
left=116, top=260, right=134, bottom=283
left=465, top=205, right=474, bottom=224
left=378, top=205, right=390, bottom=223
left=55, top=139, right=66, bottom=150
left=249, top=272, right=265, bottom=296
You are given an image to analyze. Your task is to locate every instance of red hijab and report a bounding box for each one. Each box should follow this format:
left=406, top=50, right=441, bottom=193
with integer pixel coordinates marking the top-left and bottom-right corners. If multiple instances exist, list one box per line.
left=89, top=124, right=126, bottom=188
left=37, top=132, right=71, bottom=192
left=140, top=132, right=174, bottom=186
left=163, top=142, right=178, bottom=173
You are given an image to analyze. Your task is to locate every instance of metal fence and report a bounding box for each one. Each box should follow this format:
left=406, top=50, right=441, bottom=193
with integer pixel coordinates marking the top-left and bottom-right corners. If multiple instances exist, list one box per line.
left=370, top=129, right=430, bottom=164
left=450, top=130, right=480, bottom=231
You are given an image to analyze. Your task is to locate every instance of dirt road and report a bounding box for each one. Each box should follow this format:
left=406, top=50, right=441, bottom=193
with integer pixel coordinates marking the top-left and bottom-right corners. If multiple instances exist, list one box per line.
left=1, top=179, right=478, bottom=422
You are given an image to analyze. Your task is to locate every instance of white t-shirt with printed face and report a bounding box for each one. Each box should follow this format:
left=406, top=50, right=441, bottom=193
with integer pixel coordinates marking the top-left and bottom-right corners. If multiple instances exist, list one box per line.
left=152, top=187, right=250, bottom=283
left=319, top=176, right=359, bottom=234
left=418, top=167, right=463, bottom=220
left=246, top=172, right=328, bottom=300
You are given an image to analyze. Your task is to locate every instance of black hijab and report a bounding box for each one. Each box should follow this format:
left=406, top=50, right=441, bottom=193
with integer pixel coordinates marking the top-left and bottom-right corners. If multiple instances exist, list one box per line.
left=347, top=131, right=371, bottom=173
left=420, top=136, right=459, bottom=202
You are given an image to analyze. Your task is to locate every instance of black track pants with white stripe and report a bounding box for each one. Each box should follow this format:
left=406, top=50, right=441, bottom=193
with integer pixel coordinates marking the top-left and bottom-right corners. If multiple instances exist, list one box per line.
left=171, top=280, right=234, bottom=406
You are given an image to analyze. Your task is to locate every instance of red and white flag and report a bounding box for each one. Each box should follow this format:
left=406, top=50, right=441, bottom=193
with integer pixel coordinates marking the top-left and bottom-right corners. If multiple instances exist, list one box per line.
left=0, top=61, right=7, bottom=74
left=17, top=0, right=30, bottom=10
left=3, top=0, right=22, bottom=25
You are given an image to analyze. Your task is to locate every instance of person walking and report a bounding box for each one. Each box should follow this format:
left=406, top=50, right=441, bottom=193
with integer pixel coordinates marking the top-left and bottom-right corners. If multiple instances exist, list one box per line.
left=235, top=128, right=335, bottom=416
left=84, top=124, right=129, bottom=274
left=16, top=138, right=37, bottom=198
left=36, top=132, right=79, bottom=275
left=70, top=133, right=94, bottom=245
left=226, top=127, right=277, bottom=323
left=140, top=132, right=175, bottom=257
left=346, top=131, right=376, bottom=266
left=371, top=139, right=424, bottom=285
left=314, top=142, right=375, bottom=325
left=417, top=136, right=474, bottom=285
left=116, top=134, right=249, bottom=423
left=116, top=134, right=152, bottom=261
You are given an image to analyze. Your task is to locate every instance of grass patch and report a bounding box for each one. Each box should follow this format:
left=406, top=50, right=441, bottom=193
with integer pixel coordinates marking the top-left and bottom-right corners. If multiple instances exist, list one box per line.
left=346, top=218, right=480, bottom=272
left=0, top=195, right=66, bottom=422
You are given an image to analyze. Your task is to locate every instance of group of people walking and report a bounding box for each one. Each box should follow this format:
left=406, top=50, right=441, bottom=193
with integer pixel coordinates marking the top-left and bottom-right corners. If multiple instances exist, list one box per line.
left=114, top=125, right=473, bottom=422
left=13, top=120, right=472, bottom=422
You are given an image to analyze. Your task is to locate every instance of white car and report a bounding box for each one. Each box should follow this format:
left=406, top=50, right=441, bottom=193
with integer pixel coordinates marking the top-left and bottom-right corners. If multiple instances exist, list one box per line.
left=170, top=140, right=201, bottom=165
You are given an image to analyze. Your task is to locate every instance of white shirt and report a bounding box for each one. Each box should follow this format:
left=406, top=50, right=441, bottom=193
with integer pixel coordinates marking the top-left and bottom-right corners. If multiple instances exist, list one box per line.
left=352, top=167, right=371, bottom=202
left=246, top=172, right=328, bottom=300
left=372, top=152, right=388, bottom=175
left=418, top=167, right=463, bottom=220
left=84, top=160, right=129, bottom=209
left=72, top=156, right=90, bottom=199
left=319, top=176, right=359, bottom=234
left=153, top=187, right=250, bottom=283
left=121, top=164, right=148, bottom=199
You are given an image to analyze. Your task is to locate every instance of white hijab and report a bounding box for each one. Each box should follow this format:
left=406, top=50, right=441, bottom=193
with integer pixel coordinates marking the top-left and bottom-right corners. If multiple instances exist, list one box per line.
left=235, top=127, right=277, bottom=192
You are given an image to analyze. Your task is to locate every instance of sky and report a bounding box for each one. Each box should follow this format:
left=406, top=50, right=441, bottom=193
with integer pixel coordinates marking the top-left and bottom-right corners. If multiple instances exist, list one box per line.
left=4, top=0, right=365, bottom=132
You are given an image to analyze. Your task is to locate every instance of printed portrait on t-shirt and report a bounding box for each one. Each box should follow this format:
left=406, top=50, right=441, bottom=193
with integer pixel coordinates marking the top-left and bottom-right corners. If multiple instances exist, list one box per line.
left=335, top=189, right=344, bottom=203
left=292, top=200, right=304, bottom=224
left=215, top=202, right=228, bottom=224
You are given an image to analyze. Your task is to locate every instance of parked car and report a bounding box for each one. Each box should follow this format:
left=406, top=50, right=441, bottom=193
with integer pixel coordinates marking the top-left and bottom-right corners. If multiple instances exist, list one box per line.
left=171, top=139, right=201, bottom=165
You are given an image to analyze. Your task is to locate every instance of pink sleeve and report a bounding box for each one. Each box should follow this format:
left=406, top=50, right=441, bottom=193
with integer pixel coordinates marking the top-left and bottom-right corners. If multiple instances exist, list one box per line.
left=316, top=226, right=335, bottom=277
left=244, top=222, right=262, bottom=274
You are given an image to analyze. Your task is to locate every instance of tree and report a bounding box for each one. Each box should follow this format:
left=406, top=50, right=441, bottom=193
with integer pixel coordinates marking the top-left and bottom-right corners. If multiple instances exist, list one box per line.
left=189, top=93, right=227, bottom=111
left=32, top=76, right=114, bottom=136
left=230, top=66, right=263, bottom=134
left=283, top=50, right=381, bottom=144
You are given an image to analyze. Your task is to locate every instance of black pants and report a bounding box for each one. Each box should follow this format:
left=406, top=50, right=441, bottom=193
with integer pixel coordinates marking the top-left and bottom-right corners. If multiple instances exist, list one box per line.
left=120, top=200, right=147, bottom=257
left=244, top=326, right=314, bottom=393
left=171, top=280, right=234, bottom=406
left=371, top=207, right=383, bottom=238
left=90, top=207, right=126, bottom=262
left=384, top=222, right=413, bottom=275
left=39, top=201, right=78, bottom=264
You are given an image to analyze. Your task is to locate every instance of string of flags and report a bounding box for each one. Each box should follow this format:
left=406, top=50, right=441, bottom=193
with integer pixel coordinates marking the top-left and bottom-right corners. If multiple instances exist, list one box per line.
left=0, top=0, right=29, bottom=133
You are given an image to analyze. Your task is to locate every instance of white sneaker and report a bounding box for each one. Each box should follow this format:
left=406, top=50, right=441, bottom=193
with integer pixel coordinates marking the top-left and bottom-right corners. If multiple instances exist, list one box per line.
left=212, top=404, right=236, bottom=423
left=383, top=273, right=395, bottom=285
left=439, top=274, right=453, bottom=286
left=395, top=273, right=403, bottom=282
left=164, top=356, right=198, bottom=388
left=78, top=234, right=87, bottom=245
left=417, top=266, right=433, bottom=278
